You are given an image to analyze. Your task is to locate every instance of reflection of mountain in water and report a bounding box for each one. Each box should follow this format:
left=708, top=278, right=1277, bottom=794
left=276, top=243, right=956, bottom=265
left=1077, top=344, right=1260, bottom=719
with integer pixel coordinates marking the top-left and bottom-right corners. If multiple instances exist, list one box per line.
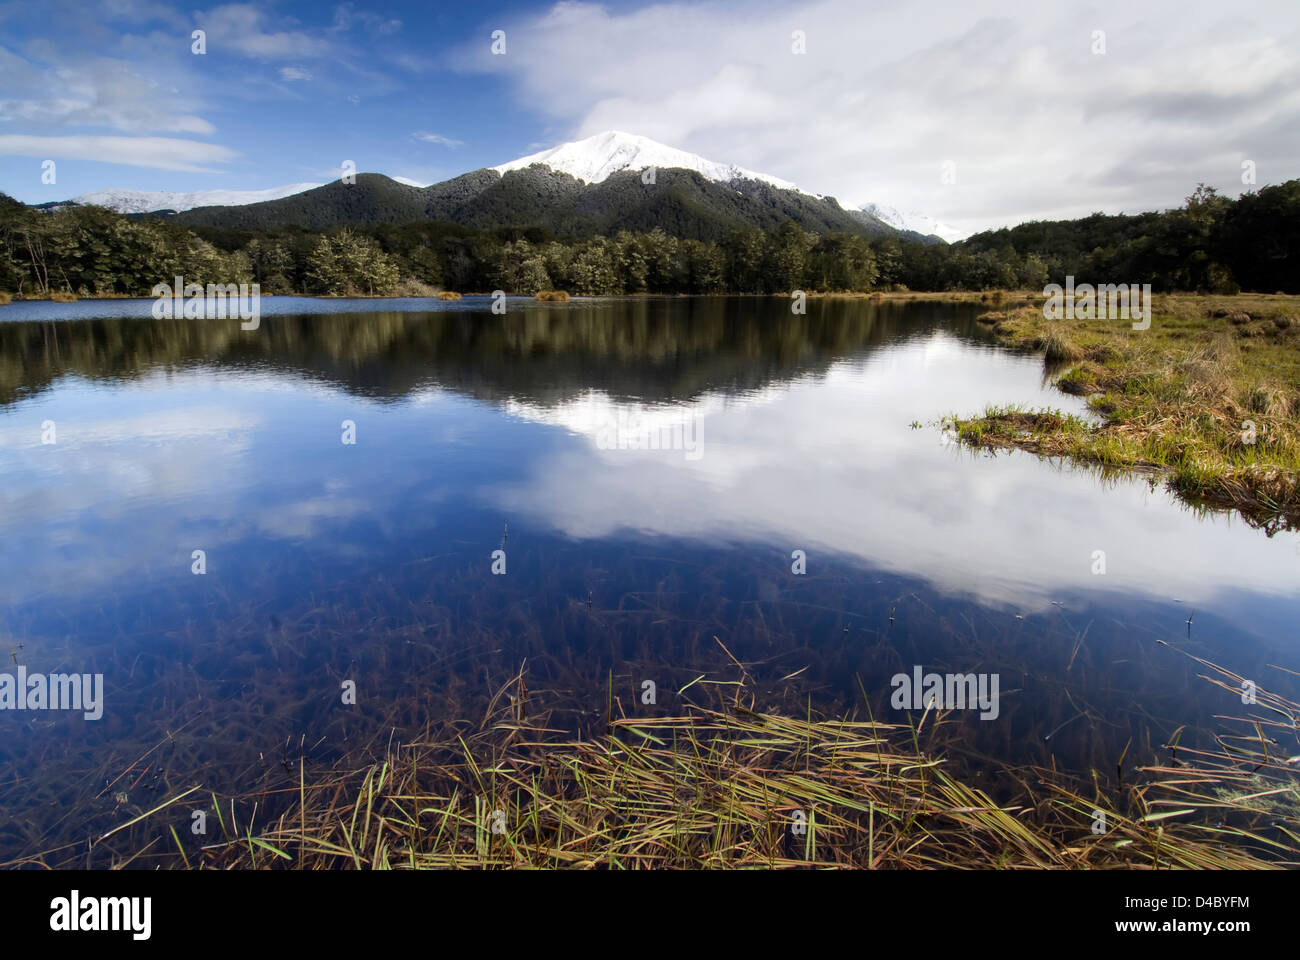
left=0, top=298, right=989, bottom=409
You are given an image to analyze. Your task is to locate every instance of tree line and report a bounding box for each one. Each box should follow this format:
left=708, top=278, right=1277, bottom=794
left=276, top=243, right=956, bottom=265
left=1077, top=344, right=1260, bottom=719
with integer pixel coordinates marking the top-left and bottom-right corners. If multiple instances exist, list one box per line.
left=2, top=180, right=1296, bottom=299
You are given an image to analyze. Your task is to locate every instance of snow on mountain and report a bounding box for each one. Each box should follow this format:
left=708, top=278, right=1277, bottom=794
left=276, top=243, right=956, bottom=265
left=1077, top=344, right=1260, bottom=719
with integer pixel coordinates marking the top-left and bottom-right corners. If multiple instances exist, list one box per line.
left=63, top=132, right=962, bottom=243
left=859, top=203, right=968, bottom=244
left=492, top=131, right=962, bottom=241
left=492, top=130, right=800, bottom=191
left=68, top=182, right=323, bottom=214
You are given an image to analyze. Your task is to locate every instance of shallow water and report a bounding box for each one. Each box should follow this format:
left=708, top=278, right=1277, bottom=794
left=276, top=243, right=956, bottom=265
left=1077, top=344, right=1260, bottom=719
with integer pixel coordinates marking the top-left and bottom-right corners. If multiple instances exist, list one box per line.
left=1, top=295, right=1297, bottom=861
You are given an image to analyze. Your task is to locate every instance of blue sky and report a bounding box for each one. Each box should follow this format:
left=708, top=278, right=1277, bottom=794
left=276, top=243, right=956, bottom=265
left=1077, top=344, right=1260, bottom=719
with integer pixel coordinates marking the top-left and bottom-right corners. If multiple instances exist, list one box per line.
left=2, top=0, right=1298, bottom=233
left=0, top=1, right=599, bottom=199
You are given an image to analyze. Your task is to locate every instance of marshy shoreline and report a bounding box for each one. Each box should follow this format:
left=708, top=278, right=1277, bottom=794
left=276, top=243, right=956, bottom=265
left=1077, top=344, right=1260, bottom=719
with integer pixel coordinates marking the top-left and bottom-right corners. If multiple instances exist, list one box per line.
left=950, top=292, right=1300, bottom=531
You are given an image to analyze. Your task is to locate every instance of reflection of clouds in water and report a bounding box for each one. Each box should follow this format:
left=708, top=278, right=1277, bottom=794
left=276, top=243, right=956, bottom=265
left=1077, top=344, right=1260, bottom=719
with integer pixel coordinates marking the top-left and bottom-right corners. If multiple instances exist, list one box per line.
left=0, top=379, right=376, bottom=604
left=0, top=406, right=257, bottom=517
left=4, top=330, right=1298, bottom=650
left=253, top=495, right=369, bottom=541
left=0, top=408, right=257, bottom=448
left=486, top=336, right=1300, bottom=618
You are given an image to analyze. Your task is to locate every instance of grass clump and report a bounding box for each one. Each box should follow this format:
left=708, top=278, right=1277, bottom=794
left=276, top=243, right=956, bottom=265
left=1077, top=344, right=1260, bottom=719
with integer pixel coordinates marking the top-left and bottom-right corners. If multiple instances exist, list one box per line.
left=436, top=291, right=462, bottom=301
left=1039, top=329, right=1084, bottom=363
left=392, top=278, right=440, bottom=297
left=1056, top=362, right=1106, bottom=396
left=535, top=290, right=571, bottom=301
left=0, top=291, right=10, bottom=305
left=48, top=289, right=77, bottom=302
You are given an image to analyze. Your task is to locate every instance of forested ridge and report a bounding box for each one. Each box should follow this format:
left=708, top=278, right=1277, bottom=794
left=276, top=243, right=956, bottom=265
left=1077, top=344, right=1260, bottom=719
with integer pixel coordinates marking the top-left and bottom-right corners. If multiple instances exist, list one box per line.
left=2, top=180, right=1295, bottom=299
left=164, top=167, right=904, bottom=242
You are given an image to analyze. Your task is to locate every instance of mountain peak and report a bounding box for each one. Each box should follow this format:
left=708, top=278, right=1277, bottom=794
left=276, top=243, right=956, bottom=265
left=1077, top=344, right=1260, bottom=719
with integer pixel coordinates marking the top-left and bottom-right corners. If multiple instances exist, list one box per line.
left=492, top=130, right=800, bottom=192
left=859, top=202, right=968, bottom=244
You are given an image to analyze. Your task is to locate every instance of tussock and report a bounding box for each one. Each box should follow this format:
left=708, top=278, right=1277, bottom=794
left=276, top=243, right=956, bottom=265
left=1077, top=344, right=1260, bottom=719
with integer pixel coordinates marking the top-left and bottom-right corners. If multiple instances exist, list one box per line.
left=392, top=278, right=440, bottom=298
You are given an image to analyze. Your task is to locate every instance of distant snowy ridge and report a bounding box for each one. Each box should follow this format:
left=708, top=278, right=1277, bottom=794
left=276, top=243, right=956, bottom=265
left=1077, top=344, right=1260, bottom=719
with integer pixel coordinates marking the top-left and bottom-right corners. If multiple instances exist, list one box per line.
left=859, top=203, right=968, bottom=243
left=68, top=182, right=324, bottom=214
left=493, top=130, right=800, bottom=192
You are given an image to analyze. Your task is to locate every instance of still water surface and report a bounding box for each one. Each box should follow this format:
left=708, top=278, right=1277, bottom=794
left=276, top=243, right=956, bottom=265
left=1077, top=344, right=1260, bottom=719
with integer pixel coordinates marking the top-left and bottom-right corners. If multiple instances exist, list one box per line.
left=1, top=295, right=1296, bottom=859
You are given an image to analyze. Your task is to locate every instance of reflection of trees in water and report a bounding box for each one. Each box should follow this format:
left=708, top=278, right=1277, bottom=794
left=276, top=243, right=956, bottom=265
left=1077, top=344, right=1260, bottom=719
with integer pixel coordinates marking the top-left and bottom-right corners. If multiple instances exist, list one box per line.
left=0, top=299, right=987, bottom=408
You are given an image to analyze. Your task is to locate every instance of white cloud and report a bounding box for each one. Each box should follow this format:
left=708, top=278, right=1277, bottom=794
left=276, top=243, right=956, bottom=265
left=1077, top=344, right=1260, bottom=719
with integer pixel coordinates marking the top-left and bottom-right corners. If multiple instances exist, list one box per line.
left=195, top=4, right=332, bottom=60
left=0, top=47, right=215, bottom=135
left=98, top=0, right=189, bottom=28
left=413, top=131, right=464, bottom=147
left=330, top=5, right=403, bottom=37
left=279, top=66, right=312, bottom=82
left=0, top=134, right=239, bottom=171
left=463, top=0, right=1300, bottom=234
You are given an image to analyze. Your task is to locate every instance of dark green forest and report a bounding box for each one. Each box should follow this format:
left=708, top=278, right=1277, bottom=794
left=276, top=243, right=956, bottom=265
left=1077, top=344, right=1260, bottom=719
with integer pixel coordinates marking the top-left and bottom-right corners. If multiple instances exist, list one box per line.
left=167, top=168, right=900, bottom=241
left=1, top=180, right=1296, bottom=299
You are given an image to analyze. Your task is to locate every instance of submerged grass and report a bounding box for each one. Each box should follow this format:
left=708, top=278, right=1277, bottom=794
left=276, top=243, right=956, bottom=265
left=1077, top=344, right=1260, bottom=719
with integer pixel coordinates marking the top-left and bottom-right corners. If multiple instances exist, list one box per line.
left=953, top=293, right=1300, bottom=529
left=42, top=657, right=1295, bottom=871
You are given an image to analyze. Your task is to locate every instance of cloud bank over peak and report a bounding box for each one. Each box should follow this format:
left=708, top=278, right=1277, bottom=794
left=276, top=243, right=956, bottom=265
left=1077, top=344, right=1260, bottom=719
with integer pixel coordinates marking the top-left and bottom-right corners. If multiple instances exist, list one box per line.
left=466, top=0, right=1300, bottom=235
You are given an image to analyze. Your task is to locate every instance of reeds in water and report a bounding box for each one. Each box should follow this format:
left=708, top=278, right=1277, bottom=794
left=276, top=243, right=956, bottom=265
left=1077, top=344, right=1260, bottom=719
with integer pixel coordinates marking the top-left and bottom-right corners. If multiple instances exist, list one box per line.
left=163, top=664, right=1297, bottom=870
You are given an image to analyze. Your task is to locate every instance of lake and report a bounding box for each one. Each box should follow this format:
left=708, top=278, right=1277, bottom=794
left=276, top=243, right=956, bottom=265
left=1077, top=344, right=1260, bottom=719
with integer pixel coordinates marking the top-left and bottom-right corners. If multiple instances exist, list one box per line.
left=1, top=294, right=1297, bottom=863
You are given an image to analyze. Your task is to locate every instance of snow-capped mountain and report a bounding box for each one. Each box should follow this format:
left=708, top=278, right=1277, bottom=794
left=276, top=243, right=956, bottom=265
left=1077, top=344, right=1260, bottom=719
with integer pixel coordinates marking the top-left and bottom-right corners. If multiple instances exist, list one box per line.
left=491, top=132, right=958, bottom=242
left=68, top=182, right=324, bottom=214
left=60, top=131, right=958, bottom=245
left=493, top=130, right=800, bottom=192
left=858, top=203, right=968, bottom=244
